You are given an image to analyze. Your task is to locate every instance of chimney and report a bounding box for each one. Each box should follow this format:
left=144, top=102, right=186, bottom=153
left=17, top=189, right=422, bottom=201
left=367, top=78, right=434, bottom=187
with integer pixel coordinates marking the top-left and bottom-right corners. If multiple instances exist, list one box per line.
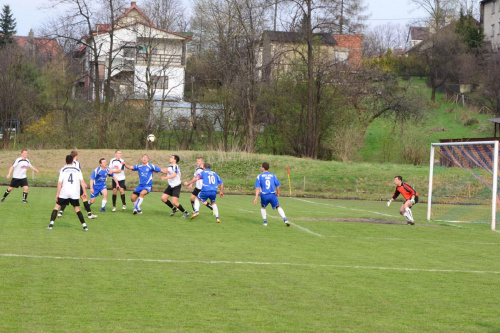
left=131, top=1, right=136, bottom=5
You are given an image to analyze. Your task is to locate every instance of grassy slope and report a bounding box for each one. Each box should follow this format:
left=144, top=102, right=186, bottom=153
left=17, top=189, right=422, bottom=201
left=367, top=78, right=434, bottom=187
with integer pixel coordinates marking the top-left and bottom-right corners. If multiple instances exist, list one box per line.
left=361, top=78, right=493, bottom=163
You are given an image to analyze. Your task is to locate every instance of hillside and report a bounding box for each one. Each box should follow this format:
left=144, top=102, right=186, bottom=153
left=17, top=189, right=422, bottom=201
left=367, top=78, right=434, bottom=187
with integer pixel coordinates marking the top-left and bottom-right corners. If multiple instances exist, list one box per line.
left=361, top=77, right=494, bottom=163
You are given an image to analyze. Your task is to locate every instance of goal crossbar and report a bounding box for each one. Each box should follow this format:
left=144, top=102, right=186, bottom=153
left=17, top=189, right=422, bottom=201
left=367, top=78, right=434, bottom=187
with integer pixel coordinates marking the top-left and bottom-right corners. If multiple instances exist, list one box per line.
left=428, top=141, right=499, bottom=230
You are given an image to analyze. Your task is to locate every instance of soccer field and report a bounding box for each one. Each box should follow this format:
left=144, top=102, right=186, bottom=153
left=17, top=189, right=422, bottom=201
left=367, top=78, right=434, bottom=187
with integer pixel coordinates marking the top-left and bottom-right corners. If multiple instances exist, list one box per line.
left=1, top=187, right=500, bottom=332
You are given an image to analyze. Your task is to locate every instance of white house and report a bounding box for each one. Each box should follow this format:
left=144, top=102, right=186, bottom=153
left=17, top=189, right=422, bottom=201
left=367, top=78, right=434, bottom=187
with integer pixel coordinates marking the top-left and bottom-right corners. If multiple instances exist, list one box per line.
left=75, top=1, right=191, bottom=101
left=481, top=0, right=500, bottom=51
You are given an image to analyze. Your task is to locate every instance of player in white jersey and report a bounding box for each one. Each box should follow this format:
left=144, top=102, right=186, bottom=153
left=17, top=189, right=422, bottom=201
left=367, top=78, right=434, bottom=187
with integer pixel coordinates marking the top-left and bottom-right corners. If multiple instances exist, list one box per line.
left=46, top=155, right=89, bottom=231
left=161, top=154, right=189, bottom=218
left=109, top=150, right=127, bottom=212
left=183, top=156, right=213, bottom=214
left=58, top=150, right=96, bottom=219
left=1, top=149, right=39, bottom=203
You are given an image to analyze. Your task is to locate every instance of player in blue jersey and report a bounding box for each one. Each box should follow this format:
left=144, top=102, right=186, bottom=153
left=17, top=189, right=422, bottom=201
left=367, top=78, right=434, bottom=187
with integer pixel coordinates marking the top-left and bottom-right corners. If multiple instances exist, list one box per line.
left=123, top=154, right=168, bottom=214
left=190, top=162, right=224, bottom=223
left=184, top=156, right=213, bottom=213
left=89, top=158, right=120, bottom=212
left=254, top=162, right=289, bottom=227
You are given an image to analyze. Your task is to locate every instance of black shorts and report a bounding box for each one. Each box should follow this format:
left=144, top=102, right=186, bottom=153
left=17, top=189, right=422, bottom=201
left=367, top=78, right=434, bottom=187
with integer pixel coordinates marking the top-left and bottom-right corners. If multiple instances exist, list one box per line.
left=57, top=197, right=80, bottom=207
left=164, top=184, right=181, bottom=197
left=192, top=188, right=201, bottom=196
left=112, top=179, right=126, bottom=190
left=406, top=196, right=419, bottom=205
left=9, top=178, right=28, bottom=188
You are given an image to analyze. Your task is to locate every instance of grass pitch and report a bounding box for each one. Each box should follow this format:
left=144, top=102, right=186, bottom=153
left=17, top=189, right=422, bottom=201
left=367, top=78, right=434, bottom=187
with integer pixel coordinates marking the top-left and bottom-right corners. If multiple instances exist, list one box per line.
left=1, top=187, right=500, bottom=332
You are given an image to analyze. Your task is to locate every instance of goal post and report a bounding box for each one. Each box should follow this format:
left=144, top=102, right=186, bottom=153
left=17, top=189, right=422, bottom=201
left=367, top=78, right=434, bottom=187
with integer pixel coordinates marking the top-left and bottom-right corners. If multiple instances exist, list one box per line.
left=428, top=141, right=499, bottom=231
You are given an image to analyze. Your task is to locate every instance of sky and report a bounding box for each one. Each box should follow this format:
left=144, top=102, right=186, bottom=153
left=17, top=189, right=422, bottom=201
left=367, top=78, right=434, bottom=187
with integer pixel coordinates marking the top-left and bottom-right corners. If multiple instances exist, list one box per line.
left=1, top=0, right=429, bottom=37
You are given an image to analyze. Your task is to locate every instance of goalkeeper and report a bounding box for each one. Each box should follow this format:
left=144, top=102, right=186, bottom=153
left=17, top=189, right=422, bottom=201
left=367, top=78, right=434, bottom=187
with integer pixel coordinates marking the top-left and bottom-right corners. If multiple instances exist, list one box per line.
left=387, top=176, right=418, bottom=225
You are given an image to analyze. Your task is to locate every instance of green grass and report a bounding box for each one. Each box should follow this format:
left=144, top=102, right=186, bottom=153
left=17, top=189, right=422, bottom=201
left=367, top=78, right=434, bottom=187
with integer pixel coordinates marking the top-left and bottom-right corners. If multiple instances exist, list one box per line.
left=362, top=78, right=494, bottom=163
left=1, top=187, right=500, bottom=332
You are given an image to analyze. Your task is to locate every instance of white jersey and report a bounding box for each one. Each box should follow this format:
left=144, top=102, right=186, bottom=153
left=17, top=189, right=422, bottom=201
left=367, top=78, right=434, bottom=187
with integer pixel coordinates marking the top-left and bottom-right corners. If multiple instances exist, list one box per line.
left=194, top=167, right=203, bottom=190
left=109, top=157, right=125, bottom=181
left=167, top=164, right=181, bottom=187
left=11, top=157, right=32, bottom=179
left=58, top=165, right=84, bottom=199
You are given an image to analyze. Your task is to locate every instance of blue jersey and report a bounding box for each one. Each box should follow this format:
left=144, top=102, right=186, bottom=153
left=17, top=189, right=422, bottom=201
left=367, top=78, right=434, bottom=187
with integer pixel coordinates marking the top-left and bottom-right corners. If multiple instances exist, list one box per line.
left=255, top=171, right=280, bottom=194
left=90, top=167, right=112, bottom=187
left=198, top=169, right=223, bottom=192
left=132, top=163, right=162, bottom=186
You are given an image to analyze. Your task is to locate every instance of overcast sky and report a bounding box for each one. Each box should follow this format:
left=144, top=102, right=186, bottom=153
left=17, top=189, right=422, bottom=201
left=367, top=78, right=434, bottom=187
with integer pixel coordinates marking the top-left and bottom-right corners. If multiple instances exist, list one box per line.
left=1, top=0, right=428, bottom=36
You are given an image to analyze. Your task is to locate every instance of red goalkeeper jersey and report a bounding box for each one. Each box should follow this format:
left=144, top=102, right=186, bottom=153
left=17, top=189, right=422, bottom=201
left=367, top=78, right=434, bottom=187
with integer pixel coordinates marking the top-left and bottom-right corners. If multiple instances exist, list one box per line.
left=392, top=183, right=418, bottom=200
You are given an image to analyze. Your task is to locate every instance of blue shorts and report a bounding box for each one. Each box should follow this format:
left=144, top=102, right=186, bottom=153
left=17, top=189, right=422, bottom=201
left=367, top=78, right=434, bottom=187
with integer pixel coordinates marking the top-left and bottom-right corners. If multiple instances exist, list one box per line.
left=90, top=185, right=107, bottom=199
left=260, top=193, right=279, bottom=209
left=198, top=191, right=217, bottom=204
left=133, top=185, right=152, bottom=195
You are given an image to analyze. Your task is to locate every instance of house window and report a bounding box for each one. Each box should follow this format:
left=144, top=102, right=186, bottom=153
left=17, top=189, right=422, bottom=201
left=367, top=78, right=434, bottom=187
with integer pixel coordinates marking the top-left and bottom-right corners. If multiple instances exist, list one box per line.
left=492, top=24, right=496, bottom=37
left=152, top=76, right=168, bottom=89
left=335, top=51, right=349, bottom=63
left=493, top=1, right=496, bottom=15
left=123, top=47, right=135, bottom=58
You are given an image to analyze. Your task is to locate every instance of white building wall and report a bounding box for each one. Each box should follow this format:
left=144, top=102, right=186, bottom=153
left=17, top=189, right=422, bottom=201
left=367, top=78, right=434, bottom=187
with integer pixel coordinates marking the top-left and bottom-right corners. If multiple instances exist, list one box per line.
left=483, top=1, right=500, bottom=51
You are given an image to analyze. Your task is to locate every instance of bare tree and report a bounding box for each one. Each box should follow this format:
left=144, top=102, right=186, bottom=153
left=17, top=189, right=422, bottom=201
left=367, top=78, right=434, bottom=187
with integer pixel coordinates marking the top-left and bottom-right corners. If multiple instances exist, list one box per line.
left=363, top=23, right=407, bottom=58
left=141, top=0, right=189, bottom=32
left=409, top=0, right=459, bottom=31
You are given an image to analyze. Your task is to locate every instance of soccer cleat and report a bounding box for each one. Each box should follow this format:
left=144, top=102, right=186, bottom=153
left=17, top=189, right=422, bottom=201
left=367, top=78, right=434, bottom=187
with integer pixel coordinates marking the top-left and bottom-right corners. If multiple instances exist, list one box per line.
left=88, top=214, right=98, bottom=219
left=263, top=221, right=268, bottom=226
left=112, top=206, right=116, bottom=212
left=100, top=208, right=106, bottom=213
left=216, top=218, right=221, bottom=223
left=169, top=208, right=178, bottom=216
left=22, top=200, right=28, bottom=204
left=285, top=220, right=290, bottom=227
left=0, top=197, right=4, bottom=202
left=190, top=212, right=200, bottom=220
left=133, top=209, right=138, bottom=215
left=122, top=205, right=126, bottom=210
left=83, top=227, right=88, bottom=231
left=407, top=221, right=415, bottom=225
left=182, top=211, right=190, bottom=218
left=46, top=226, right=53, bottom=230
left=57, top=211, right=63, bottom=218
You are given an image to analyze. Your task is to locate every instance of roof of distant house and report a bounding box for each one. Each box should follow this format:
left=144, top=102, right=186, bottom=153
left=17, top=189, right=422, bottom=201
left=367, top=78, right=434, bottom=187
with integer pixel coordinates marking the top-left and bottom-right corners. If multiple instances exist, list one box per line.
left=10, top=34, right=61, bottom=58
left=81, top=1, right=192, bottom=41
left=263, top=30, right=337, bottom=46
left=408, top=26, right=430, bottom=41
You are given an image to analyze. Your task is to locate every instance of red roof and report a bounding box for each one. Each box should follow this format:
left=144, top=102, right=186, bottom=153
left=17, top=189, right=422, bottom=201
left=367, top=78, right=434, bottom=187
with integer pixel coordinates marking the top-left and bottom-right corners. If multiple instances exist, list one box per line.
left=81, top=1, right=192, bottom=41
left=12, top=35, right=62, bottom=58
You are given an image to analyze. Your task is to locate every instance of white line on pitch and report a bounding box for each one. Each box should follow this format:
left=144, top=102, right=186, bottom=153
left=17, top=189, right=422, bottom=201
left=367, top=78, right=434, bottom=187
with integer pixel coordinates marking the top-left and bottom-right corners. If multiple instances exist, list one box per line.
left=237, top=209, right=323, bottom=237
left=1, top=253, right=499, bottom=275
left=292, top=198, right=401, bottom=218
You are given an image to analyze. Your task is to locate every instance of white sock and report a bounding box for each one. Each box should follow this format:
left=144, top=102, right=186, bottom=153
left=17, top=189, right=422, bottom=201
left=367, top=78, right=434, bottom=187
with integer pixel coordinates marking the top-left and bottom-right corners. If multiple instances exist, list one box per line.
left=136, top=197, right=143, bottom=210
left=101, top=200, right=107, bottom=209
left=212, top=204, right=219, bottom=218
left=194, top=199, right=200, bottom=212
left=277, top=207, right=286, bottom=220
left=405, top=208, right=414, bottom=222
left=261, top=208, right=267, bottom=221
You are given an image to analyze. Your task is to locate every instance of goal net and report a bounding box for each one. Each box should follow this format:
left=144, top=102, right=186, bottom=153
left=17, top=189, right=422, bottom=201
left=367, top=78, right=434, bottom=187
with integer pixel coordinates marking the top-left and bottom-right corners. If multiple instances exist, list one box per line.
left=427, top=141, right=499, bottom=230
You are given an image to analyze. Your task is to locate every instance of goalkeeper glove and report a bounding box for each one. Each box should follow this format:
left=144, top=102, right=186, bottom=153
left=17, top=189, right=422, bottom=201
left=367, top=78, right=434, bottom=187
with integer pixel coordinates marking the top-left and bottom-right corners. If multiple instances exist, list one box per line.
left=409, top=197, right=415, bottom=205
left=387, top=199, right=391, bottom=207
